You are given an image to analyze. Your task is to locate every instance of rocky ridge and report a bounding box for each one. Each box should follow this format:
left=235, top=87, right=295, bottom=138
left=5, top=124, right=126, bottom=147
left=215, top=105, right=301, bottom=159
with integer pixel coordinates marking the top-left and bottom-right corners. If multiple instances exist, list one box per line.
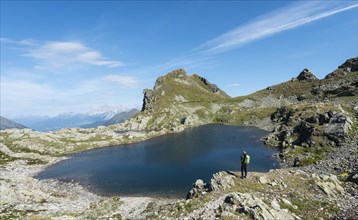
left=0, top=57, right=357, bottom=219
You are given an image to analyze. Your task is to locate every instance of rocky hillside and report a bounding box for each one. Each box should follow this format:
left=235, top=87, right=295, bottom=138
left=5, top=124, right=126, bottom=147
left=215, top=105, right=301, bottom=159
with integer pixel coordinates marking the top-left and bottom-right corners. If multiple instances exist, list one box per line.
left=0, top=116, right=27, bottom=130
left=0, top=57, right=357, bottom=219
left=124, top=58, right=357, bottom=167
left=142, top=69, right=230, bottom=112
left=122, top=69, right=231, bottom=131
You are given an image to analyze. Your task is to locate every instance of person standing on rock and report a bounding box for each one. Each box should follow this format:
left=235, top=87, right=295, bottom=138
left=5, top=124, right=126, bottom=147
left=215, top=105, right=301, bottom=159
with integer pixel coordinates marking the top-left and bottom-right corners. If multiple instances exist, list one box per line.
left=241, top=151, right=250, bottom=178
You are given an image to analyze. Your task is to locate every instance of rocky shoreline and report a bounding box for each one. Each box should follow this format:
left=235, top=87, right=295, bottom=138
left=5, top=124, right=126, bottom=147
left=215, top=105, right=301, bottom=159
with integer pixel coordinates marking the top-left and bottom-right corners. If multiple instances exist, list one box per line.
left=1, top=121, right=357, bottom=219
left=0, top=150, right=174, bottom=219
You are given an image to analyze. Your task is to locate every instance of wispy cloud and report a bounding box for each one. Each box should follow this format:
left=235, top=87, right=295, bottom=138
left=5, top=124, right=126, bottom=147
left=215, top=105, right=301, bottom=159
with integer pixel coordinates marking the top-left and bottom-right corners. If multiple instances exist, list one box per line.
left=193, top=2, right=358, bottom=55
left=23, top=41, right=125, bottom=69
left=102, top=74, right=141, bottom=88
left=228, top=83, right=240, bottom=88
left=126, top=1, right=357, bottom=77
left=0, top=37, right=36, bottom=46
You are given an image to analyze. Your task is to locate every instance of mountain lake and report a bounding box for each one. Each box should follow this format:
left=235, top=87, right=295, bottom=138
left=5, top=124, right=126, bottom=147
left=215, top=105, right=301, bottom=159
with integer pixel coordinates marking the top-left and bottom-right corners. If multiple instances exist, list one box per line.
left=36, top=124, right=279, bottom=198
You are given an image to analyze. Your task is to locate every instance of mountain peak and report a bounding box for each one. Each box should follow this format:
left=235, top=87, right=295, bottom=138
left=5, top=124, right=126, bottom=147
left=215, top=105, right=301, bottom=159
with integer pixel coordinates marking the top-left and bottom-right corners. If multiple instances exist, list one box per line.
left=141, top=69, right=229, bottom=112
left=166, top=68, right=187, bottom=78
left=296, top=68, right=318, bottom=81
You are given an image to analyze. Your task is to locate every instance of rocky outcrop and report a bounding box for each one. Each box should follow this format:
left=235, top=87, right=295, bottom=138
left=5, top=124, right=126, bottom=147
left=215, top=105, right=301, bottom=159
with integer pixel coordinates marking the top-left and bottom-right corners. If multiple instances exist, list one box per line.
left=186, top=171, right=236, bottom=199
left=323, top=111, right=353, bottom=145
left=186, top=179, right=209, bottom=199
left=296, top=68, right=318, bottom=81
left=325, top=57, right=358, bottom=79
left=266, top=107, right=353, bottom=149
left=141, top=89, right=155, bottom=111
left=209, top=171, right=236, bottom=191
left=264, top=105, right=355, bottom=168
left=222, top=193, right=298, bottom=220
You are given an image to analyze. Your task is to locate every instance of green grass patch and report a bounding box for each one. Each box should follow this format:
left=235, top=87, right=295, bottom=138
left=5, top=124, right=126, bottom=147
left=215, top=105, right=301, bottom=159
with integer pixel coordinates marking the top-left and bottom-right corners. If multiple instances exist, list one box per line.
left=25, top=158, right=47, bottom=165
left=0, top=151, right=17, bottom=165
left=288, top=198, right=340, bottom=219
left=214, top=107, right=276, bottom=125
left=286, top=146, right=332, bottom=166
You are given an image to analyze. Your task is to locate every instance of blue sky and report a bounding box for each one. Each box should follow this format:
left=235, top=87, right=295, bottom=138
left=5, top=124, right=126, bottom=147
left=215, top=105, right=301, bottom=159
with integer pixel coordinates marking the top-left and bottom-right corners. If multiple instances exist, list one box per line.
left=1, top=1, right=357, bottom=117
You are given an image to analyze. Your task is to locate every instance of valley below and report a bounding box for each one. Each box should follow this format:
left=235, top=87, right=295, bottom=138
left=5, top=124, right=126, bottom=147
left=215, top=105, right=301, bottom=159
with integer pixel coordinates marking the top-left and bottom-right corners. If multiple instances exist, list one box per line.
left=1, top=58, right=357, bottom=219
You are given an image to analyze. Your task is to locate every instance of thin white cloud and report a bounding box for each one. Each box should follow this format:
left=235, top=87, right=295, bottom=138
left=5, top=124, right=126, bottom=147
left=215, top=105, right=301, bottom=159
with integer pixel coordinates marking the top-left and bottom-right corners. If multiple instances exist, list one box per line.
left=228, top=83, right=240, bottom=88
left=0, top=37, right=36, bottom=46
left=102, top=74, right=141, bottom=88
left=127, top=2, right=357, bottom=77
left=23, top=41, right=125, bottom=69
left=192, top=2, right=358, bottom=55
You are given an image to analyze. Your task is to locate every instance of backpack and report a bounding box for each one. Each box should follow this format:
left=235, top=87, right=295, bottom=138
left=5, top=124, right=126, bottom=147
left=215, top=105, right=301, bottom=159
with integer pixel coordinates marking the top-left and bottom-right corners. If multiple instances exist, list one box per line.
left=246, top=155, right=250, bottom=164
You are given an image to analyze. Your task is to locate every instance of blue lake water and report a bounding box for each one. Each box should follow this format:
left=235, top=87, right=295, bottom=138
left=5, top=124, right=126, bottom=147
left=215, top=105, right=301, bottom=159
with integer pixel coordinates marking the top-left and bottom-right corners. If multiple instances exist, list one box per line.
left=37, top=125, right=279, bottom=198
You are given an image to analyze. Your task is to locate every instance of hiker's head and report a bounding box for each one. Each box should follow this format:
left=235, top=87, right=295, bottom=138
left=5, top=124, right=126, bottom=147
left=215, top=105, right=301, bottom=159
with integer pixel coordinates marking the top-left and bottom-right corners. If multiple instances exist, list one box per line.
left=243, top=151, right=246, bottom=155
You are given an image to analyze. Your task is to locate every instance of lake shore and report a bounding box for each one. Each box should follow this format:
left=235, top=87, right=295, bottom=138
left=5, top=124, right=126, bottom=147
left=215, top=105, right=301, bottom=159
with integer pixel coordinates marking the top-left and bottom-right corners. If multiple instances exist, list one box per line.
left=0, top=156, right=176, bottom=219
left=1, top=121, right=357, bottom=219
left=1, top=149, right=356, bottom=219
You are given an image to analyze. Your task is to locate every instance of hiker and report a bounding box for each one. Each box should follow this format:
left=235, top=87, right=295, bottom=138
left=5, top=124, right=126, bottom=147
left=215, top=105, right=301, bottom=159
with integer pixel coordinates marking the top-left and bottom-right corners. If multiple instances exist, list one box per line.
left=241, top=151, right=250, bottom=178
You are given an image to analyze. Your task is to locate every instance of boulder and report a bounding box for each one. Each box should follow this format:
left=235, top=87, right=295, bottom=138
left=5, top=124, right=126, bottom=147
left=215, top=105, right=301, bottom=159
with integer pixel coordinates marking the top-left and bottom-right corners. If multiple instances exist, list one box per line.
left=258, top=176, right=268, bottom=184
left=270, top=107, right=294, bottom=123
left=186, top=171, right=236, bottom=199
left=209, top=171, right=236, bottom=192
left=186, top=179, right=209, bottom=199
left=324, top=113, right=352, bottom=146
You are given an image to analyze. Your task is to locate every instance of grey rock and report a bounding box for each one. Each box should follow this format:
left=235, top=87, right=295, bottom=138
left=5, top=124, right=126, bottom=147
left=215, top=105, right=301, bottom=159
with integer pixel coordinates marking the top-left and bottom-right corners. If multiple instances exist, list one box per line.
left=296, top=68, right=318, bottom=81
left=325, top=57, right=358, bottom=79
left=209, top=171, right=235, bottom=192
left=259, top=176, right=268, bottom=184
left=186, top=179, right=209, bottom=199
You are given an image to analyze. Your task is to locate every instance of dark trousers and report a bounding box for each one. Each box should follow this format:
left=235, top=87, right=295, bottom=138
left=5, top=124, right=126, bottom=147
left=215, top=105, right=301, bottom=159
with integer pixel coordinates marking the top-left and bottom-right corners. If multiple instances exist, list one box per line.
left=241, top=163, right=247, bottom=177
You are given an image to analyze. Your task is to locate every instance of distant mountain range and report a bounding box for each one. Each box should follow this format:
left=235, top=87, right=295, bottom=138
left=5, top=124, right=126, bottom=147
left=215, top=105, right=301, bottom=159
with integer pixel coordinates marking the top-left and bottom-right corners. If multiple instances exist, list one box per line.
left=82, top=109, right=139, bottom=128
left=11, top=108, right=139, bottom=132
left=0, top=116, right=27, bottom=130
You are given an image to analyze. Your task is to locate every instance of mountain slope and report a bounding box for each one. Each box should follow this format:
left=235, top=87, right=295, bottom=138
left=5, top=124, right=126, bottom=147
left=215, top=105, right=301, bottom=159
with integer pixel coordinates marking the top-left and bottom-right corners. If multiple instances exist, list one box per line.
left=141, top=69, right=230, bottom=112
left=123, top=57, right=358, bottom=167
left=0, top=116, right=27, bottom=130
